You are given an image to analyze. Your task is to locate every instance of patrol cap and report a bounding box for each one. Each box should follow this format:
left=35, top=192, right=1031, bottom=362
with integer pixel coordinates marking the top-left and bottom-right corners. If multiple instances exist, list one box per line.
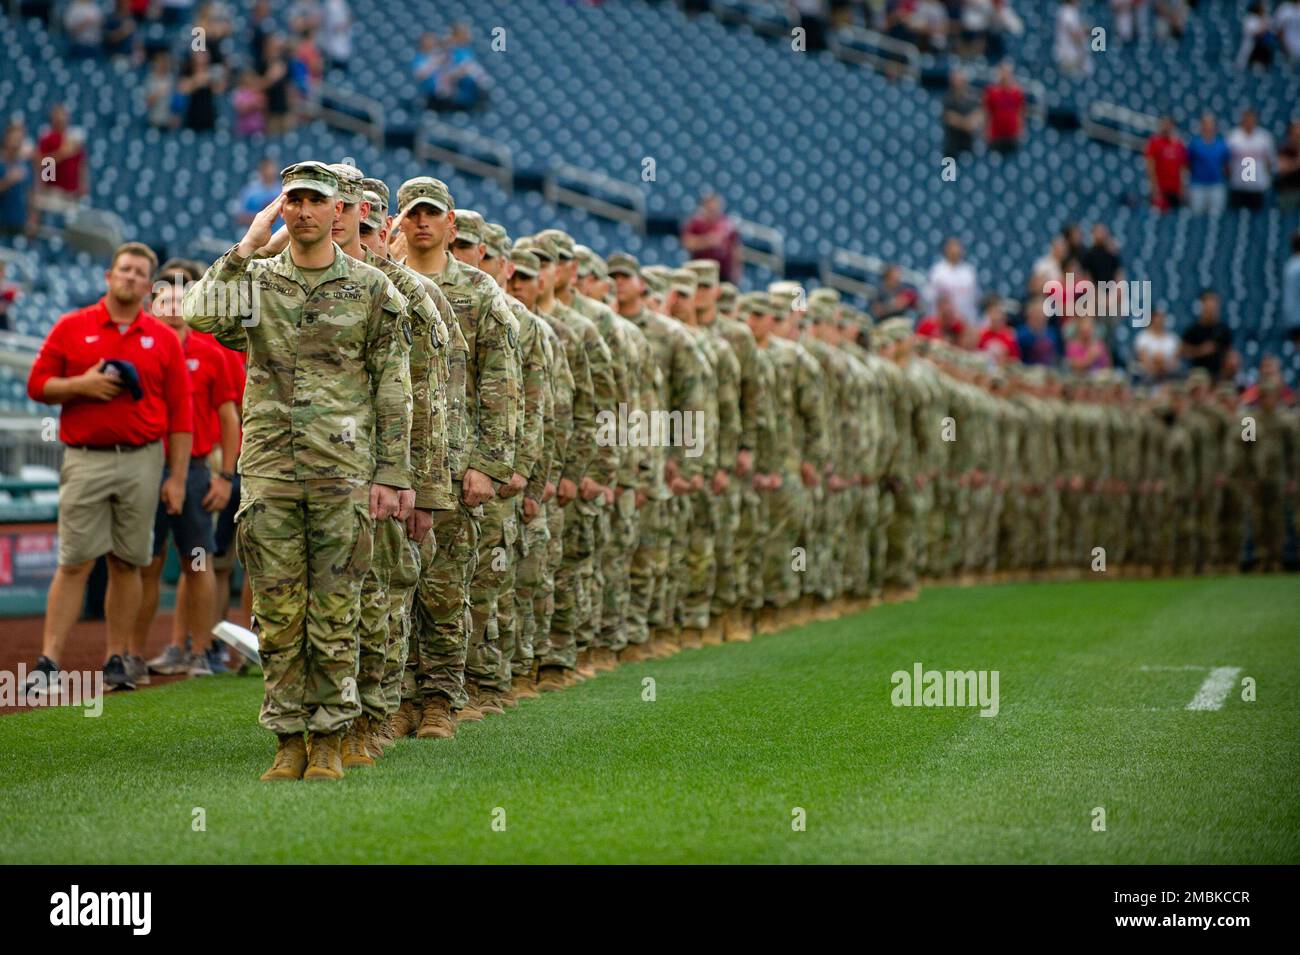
left=684, top=259, right=719, bottom=287
left=514, top=235, right=554, bottom=264
left=607, top=252, right=640, bottom=277
left=483, top=221, right=509, bottom=258
left=670, top=268, right=697, bottom=296
left=718, top=282, right=738, bottom=312
left=453, top=209, right=486, bottom=246
left=1187, top=367, right=1211, bottom=387
left=361, top=191, right=386, bottom=229
left=396, top=176, right=453, bottom=214
left=641, top=266, right=671, bottom=296
left=327, top=162, right=364, bottom=204
left=738, top=291, right=776, bottom=315
left=1258, top=378, right=1282, bottom=397
left=509, top=249, right=541, bottom=278
left=768, top=280, right=804, bottom=313
left=281, top=160, right=338, bottom=197
left=536, top=229, right=575, bottom=260
left=808, top=287, right=841, bottom=308
left=361, top=177, right=389, bottom=210
left=879, top=316, right=914, bottom=341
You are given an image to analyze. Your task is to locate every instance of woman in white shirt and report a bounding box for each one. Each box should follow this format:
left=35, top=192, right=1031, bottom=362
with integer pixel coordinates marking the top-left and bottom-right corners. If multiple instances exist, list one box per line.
left=1133, top=307, right=1181, bottom=382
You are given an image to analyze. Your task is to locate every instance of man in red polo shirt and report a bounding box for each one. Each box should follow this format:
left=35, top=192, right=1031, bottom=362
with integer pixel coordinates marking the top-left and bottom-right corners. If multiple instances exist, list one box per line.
left=133, top=260, right=240, bottom=683
left=983, top=62, right=1026, bottom=153
left=1145, top=115, right=1188, bottom=211
left=23, top=242, right=193, bottom=695
left=32, top=103, right=87, bottom=230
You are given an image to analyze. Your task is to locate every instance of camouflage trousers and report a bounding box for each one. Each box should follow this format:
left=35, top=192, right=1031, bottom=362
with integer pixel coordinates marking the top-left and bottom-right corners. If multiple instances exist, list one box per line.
left=467, top=495, right=518, bottom=692
left=868, top=484, right=893, bottom=598
left=678, top=490, right=718, bottom=629
left=1248, top=481, right=1285, bottom=567
left=238, top=476, right=372, bottom=736
left=844, top=483, right=876, bottom=599
left=1195, top=488, right=1224, bottom=569
left=887, top=480, right=932, bottom=589
left=710, top=481, right=742, bottom=617
left=740, top=486, right=764, bottom=610
left=998, top=488, right=1026, bottom=571
left=760, top=479, right=802, bottom=607
left=942, top=482, right=967, bottom=577
left=1218, top=484, right=1246, bottom=569
left=598, top=488, right=639, bottom=652
left=544, top=497, right=599, bottom=668
left=926, top=477, right=955, bottom=578
left=511, top=500, right=552, bottom=679
left=359, top=517, right=419, bottom=720
left=1058, top=490, right=1083, bottom=568
left=628, top=496, right=668, bottom=645
left=534, top=500, right=566, bottom=663
left=407, top=498, right=480, bottom=710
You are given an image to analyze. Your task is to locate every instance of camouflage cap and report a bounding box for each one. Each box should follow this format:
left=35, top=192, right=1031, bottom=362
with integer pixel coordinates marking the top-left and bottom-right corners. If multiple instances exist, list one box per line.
left=683, top=258, right=719, bottom=287
left=738, top=291, right=775, bottom=315
left=718, top=281, right=738, bottom=311
left=606, top=252, right=640, bottom=277
left=808, top=287, right=841, bottom=307
left=361, top=177, right=389, bottom=210
left=514, top=235, right=554, bottom=263
left=484, top=222, right=510, bottom=258
left=1187, top=367, right=1212, bottom=387
left=509, top=248, right=541, bottom=278
left=327, top=162, right=365, bottom=204
left=536, top=228, right=575, bottom=260
left=670, top=268, right=697, bottom=296
left=768, top=280, right=805, bottom=313
left=879, top=316, right=914, bottom=341
left=281, top=160, right=338, bottom=198
left=453, top=209, right=486, bottom=246
left=361, top=190, right=386, bottom=229
left=845, top=305, right=873, bottom=329
left=641, top=266, right=671, bottom=297
left=396, top=176, right=453, bottom=214
left=1215, top=382, right=1239, bottom=398
left=1258, top=377, right=1282, bottom=397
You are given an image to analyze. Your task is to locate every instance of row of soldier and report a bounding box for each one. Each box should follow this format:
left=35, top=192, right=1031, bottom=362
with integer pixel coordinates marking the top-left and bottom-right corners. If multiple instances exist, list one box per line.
left=182, top=161, right=1298, bottom=781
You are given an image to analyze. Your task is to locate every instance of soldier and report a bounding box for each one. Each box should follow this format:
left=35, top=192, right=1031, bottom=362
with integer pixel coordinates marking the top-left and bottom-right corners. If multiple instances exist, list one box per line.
left=391, top=176, right=520, bottom=731
left=1239, top=380, right=1290, bottom=572
left=185, top=161, right=413, bottom=781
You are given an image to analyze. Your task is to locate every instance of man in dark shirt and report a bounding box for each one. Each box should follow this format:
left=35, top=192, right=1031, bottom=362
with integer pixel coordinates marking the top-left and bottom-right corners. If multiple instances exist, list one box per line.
left=942, top=69, right=981, bottom=158
left=1080, top=222, right=1122, bottom=285
left=1180, top=289, right=1233, bottom=379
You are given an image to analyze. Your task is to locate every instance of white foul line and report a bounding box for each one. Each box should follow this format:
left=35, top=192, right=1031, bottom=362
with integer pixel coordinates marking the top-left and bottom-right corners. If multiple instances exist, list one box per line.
left=1139, top=665, right=1207, bottom=672
left=1185, top=667, right=1242, bottom=711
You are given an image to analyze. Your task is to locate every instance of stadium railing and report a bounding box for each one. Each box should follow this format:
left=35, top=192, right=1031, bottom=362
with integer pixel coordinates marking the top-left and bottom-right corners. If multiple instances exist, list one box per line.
left=416, top=117, right=515, bottom=196
left=1082, top=101, right=1160, bottom=153
left=544, top=163, right=647, bottom=231
left=734, top=216, right=785, bottom=275
left=828, top=26, right=921, bottom=81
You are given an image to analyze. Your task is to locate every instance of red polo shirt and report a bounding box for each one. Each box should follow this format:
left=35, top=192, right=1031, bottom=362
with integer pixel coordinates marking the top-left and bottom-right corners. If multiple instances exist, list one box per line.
left=27, top=299, right=192, bottom=447
left=189, top=329, right=246, bottom=458
left=180, top=331, right=238, bottom=458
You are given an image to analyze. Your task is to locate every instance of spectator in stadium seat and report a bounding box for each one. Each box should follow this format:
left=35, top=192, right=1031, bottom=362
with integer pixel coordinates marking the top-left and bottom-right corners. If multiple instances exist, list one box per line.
left=192, top=2, right=233, bottom=75
left=1237, top=2, right=1275, bottom=71
left=790, top=0, right=831, bottom=52
left=977, top=298, right=1020, bottom=362
left=290, top=27, right=325, bottom=97
left=144, top=50, right=179, bottom=130
left=1278, top=0, right=1300, bottom=60
left=1028, top=235, right=1066, bottom=296
left=22, top=242, right=194, bottom=697
left=32, top=104, right=87, bottom=227
left=917, top=293, right=968, bottom=345
left=1156, top=0, right=1189, bottom=40
left=63, top=0, right=104, bottom=58
left=1226, top=109, right=1276, bottom=210
left=320, top=0, right=353, bottom=72
left=1181, top=289, right=1233, bottom=379
left=1241, top=354, right=1295, bottom=405
left=249, top=0, right=274, bottom=71
left=1186, top=113, right=1231, bottom=215
left=1016, top=295, right=1062, bottom=367
left=941, top=68, right=981, bottom=158
left=1080, top=223, right=1123, bottom=287
left=1133, top=306, right=1181, bottom=382
left=178, top=49, right=223, bottom=133
left=104, top=0, right=139, bottom=62
left=682, top=192, right=742, bottom=283
left=926, top=236, right=980, bottom=324
left=259, top=34, right=295, bottom=134
left=1053, top=0, right=1091, bottom=77
left=412, top=32, right=447, bottom=104
left=873, top=263, right=919, bottom=320
left=1283, top=230, right=1300, bottom=332
left=0, top=122, right=33, bottom=238
left=1274, top=121, right=1300, bottom=210
left=232, top=68, right=269, bottom=137
left=133, top=262, right=239, bottom=683
left=1145, top=115, right=1187, bottom=211
left=437, top=23, right=490, bottom=111
left=235, top=158, right=282, bottom=225
left=1065, top=313, right=1110, bottom=373
left=983, top=62, right=1025, bottom=153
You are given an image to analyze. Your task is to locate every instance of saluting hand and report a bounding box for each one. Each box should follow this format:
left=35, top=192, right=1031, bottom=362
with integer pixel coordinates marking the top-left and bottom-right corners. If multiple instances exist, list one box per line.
left=237, top=194, right=285, bottom=259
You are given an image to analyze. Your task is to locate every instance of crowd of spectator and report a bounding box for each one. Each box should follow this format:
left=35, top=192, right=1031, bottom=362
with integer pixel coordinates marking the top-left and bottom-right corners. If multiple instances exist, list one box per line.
left=410, top=23, right=491, bottom=113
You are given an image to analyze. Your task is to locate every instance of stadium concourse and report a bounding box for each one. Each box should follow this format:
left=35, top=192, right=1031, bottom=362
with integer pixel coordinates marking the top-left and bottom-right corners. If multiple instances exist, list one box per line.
left=0, top=1, right=1297, bottom=788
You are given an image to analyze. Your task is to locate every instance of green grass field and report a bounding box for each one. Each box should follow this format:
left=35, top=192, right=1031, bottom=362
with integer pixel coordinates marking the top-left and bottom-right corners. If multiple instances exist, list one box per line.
left=2, top=576, right=1298, bottom=864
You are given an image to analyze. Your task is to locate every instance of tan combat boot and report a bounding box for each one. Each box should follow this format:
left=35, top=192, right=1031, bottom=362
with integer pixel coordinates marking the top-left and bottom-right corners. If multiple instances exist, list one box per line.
left=575, top=650, right=597, bottom=680
left=701, top=620, right=725, bottom=645
left=303, top=732, right=345, bottom=781
left=680, top=627, right=704, bottom=649
left=512, top=674, right=540, bottom=700
left=389, top=699, right=420, bottom=739
left=619, top=642, right=650, bottom=663
left=591, top=647, right=619, bottom=671
left=536, top=666, right=569, bottom=692
left=417, top=696, right=457, bottom=739
left=367, top=715, right=392, bottom=758
left=477, top=687, right=510, bottom=713
left=457, top=685, right=486, bottom=722
left=341, top=719, right=375, bottom=768
left=260, top=733, right=308, bottom=781
left=724, top=609, right=753, bottom=643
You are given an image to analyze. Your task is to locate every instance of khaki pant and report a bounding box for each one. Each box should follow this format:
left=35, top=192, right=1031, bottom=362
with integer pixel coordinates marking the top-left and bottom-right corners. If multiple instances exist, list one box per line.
left=58, top=442, right=164, bottom=567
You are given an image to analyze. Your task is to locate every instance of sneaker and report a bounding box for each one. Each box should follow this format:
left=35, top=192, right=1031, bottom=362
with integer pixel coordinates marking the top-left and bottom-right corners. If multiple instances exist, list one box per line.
left=124, top=654, right=151, bottom=686
left=187, top=651, right=213, bottom=677
left=147, top=643, right=191, bottom=675
left=204, top=641, right=229, bottom=674
left=23, top=656, right=60, bottom=701
left=103, top=654, right=136, bottom=691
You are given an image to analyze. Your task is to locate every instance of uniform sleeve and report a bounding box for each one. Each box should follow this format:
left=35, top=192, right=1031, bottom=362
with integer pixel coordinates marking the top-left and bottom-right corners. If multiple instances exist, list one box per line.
left=513, top=312, right=546, bottom=481
left=561, top=324, right=596, bottom=486
left=798, top=351, right=829, bottom=470
left=583, top=323, right=619, bottom=487
left=367, top=281, right=413, bottom=489
left=715, top=340, right=741, bottom=468
left=550, top=342, right=576, bottom=488
left=464, top=292, right=520, bottom=484
left=26, top=317, right=69, bottom=401
left=183, top=246, right=254, bottom=349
